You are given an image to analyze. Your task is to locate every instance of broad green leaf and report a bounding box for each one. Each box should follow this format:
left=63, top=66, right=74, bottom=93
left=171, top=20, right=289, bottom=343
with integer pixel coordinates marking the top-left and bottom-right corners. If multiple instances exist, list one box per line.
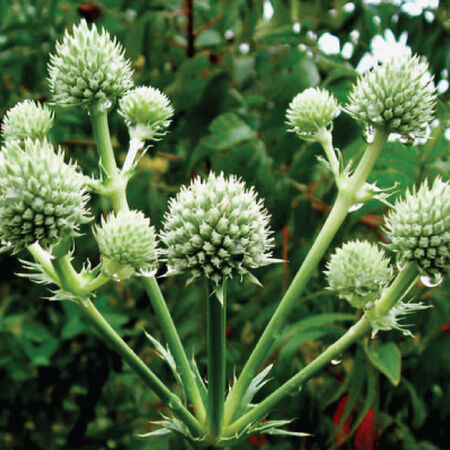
left=365, top=341, right=401, bottom=386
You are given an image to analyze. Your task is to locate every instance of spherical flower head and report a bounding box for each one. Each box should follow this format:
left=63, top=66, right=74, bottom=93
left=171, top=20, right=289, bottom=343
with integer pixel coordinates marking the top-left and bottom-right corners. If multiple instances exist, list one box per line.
left=118, top=86, right=174, bottom=142
left=325, top=240, right=392, bottom=309
left=1, top=100, right=54, bottom=144
left=95, top=210, right=158, bottom=280
left=346, top=54, right=436, bottom=142
left=286, top=88, right=339, bottom=139
left=384, top=178, right=449, bottom=282
left=48, top=19, right=133, bottom=109
left=0, top=139, right=91, bottom=252
left=161, top=172, right=275, bottom=288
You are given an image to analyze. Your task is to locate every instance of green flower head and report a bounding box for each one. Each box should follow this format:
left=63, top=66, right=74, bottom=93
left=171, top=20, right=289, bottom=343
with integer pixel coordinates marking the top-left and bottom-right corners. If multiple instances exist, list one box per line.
left=48, top=19, right=134, bottom=109
left=1, top=100, right=54, bottom=144
left=325, top=240, right=392, bottom=309
left=384, top=178, right=449, bottom=282
left=95, top=210, right=158, bottom=280
left=118, top=86, right=174, bottom=143
left=0, top=139, right=91, bottom=252
left=161, top=172, right=277, bottom=288
left=346, top=54, right=436, bottom=142
left=286, top=88, right=339, bottom=139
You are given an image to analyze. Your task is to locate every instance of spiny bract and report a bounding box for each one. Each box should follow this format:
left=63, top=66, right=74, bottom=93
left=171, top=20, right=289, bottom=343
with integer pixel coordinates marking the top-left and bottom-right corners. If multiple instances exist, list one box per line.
left=325, top=240, right=392, bottom=309
left=161, top=172, right=276, bottom=287
left=118, top=86, right=174, bottom=142
left=384, top=178, right=449, bottom=281
left=346, top=54, right=436, bottom=142
left=1, top=100, right=54, bottom=143
left=95, top=210, right=158, bottom=279
left=48, top=19, right=133, bottom=108
left=286, top=88, right=339, bottom=138
left=0, top=139, right=90, bottom=252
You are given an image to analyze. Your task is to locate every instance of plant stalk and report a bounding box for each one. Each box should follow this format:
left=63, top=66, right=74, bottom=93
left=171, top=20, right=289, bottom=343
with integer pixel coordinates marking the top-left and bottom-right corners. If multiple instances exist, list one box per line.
left=223, top=127, right=387, bottom=425
left=89, top=105, right=129, bottom=212
left=207, top=282, right=227, bottom=438
left=224, top=262, right=420, bottom=435
left=142, top=276, right=207, bottom=423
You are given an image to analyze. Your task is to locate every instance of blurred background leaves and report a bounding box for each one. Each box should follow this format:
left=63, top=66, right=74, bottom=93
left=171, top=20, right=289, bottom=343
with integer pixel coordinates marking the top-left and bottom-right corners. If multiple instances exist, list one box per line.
left=0, top=0, right=449, bottom=449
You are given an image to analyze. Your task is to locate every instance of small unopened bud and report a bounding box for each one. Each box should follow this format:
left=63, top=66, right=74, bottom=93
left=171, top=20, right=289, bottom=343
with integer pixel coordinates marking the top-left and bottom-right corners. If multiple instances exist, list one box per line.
left=94, top=210, right=158, bottom=280
left=286, top=88, right=339, bottom=139
left=2, top=100, right=54, bottom=143
left=325, top=240, right=392, bottom=309
left=48, top=19, right=133, bottom=108
left=118, top=86, right=174, bottom=142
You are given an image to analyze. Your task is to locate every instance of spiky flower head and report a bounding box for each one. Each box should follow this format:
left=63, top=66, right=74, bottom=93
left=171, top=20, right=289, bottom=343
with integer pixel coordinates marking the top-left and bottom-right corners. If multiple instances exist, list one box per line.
left=384, top=178, right=449, bottom=283
left=48, top=19, right=133, bottom=109
left=1, top=100, right=54, bottom=144
left=325, top=240, right=392, bottom=309
left=346, top=54, right=436, bottom=142
left=161, top=172, right=276, bottom=295
left=0, top=139, right=90, bottom=252
left=95, top=210, right=158, bottom=280
left=286, top=88, right=339, bottom=139
left=118, top=86, right=174, bottom=142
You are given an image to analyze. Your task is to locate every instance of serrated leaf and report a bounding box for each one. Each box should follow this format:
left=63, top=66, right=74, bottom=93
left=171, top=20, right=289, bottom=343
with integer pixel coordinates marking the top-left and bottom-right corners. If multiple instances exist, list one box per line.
left=144, top=330, right=183, bottom=387
left=365, top=341, right=401, bottom=386
left=233, top=364, right=274, bottom=419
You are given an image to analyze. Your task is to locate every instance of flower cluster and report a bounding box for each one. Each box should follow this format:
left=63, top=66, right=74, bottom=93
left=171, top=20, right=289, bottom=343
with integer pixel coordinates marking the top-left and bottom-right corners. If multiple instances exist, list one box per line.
left=286, top=88, right=339, bottom=139
left=1, top=100, right=54, bottom=143
left=384, top=178, right=449, bottom=281
left=161, top=173, right=276, bottom=290
left=346, top=54, right=436, bottom=141
left=0, top=139, right=90, bottom=252
left=118, top=86, right=174, bottom=143
left=48, top=19, right=133, bottom=108
left=325, top=240, right=392, bottom=308
left=94, top=210, right=158, bottom=280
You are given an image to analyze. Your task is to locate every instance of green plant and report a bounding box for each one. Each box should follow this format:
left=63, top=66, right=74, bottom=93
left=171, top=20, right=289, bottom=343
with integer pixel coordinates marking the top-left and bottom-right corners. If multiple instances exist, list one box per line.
left=0, top=16, right=447, bottom=449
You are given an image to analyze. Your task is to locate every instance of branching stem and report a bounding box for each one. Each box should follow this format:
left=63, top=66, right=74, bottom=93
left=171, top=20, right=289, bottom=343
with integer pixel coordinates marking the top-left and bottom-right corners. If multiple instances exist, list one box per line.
left=223, top=127, right=388, bottom=426
left=224, top=262, right=419, bottom=435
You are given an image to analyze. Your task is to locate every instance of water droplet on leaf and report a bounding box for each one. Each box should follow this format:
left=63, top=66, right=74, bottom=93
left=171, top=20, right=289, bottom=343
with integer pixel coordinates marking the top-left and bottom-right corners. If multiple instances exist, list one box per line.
left=420, top=273, right=443, bottom=287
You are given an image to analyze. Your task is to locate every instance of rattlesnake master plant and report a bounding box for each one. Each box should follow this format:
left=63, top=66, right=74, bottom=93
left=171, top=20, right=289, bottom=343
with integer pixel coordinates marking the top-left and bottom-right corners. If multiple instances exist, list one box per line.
left=325, top=240, right=392, bottom=308
left=0, top=139, right=90, bottom=253
left=119, top=86, right=174, bottom=143
left=1, top=100, right=54, bottom=143
left=384, top=178, right=450, bottom=283
left=161, top=172, right=276, bottom=296
left=286, top=87, right=339, bottom=139
left=95, top=210, right=158, bottom=280
left=346, top=54, right=436, bottom=142
left=48, top=19, right=133, bottom=109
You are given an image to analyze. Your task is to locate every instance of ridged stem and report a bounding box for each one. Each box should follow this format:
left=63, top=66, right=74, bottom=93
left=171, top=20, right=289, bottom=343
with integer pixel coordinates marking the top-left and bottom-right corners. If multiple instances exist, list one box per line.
left=142, top=276, right=207, bottom=423
left=89, top=105, right=129, bottom=213
left=223, top=127, right=388, bottom=426
left=224, top=262, right=419, bottom=436
left=207, top=282, right=227, bottom=439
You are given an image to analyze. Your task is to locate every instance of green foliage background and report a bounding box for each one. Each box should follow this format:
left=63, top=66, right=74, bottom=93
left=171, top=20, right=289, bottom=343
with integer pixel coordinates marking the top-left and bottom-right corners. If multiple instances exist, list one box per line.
left=0, top=0, right=449, bottom=449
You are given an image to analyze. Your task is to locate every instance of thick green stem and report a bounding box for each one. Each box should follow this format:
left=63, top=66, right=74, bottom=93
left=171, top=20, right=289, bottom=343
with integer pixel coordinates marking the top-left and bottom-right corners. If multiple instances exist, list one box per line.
left=142, top=276, right=207, bottom=423
left=89, top=105, right=129, bottom=213
left=223, top=127, right=387, bottom=425
left=207, top=283, right=227, bottom=438
left=224, top=262, right=419, bottom=436
left=80, top=299, right=205, bottom=438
